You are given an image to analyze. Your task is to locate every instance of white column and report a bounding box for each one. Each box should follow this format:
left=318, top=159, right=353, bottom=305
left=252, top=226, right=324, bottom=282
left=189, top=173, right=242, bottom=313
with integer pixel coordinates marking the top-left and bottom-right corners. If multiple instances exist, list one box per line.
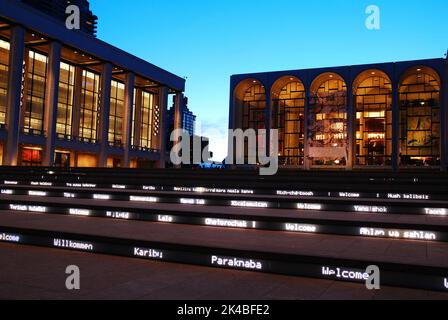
left=4, top=26, right=25, bottom=166
left=42, top=41, right=62, bottom=167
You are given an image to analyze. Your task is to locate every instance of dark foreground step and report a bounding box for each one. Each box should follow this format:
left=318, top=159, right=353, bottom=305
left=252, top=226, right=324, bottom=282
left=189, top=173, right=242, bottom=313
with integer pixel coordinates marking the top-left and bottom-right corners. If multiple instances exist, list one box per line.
left=0, top=212, right=447, bottom=292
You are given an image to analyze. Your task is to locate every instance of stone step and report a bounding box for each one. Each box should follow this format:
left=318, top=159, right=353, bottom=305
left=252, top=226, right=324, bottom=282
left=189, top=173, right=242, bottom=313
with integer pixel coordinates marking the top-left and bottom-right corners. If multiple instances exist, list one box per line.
left=0, top=212, right=447, bottom=292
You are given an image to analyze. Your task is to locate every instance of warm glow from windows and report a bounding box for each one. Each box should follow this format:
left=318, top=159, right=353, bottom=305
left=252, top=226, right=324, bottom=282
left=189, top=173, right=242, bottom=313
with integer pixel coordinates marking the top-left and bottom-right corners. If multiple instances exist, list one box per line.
left=0, top=39, right=10, bottom=50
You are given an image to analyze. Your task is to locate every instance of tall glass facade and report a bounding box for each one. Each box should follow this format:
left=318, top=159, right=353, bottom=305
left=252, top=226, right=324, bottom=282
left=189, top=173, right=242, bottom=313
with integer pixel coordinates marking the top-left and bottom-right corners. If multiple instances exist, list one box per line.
left=80, top=69, right=100, bottom=142
left=109, top=80, right=125, bottom=146
left=140, top=91, right=154, bottom=149
left=308, top=75, right=347, bottom=167
left=399, top=69, right=440, bottom=167
left=56, top=62, right=75, bottom=138
left=355, top=72, right=392, bottom=166
left=0, top=39, right=9, bottom=125
left=24, top=50, right=48, bottom=135
left=274, top=81, right=305, bottom=166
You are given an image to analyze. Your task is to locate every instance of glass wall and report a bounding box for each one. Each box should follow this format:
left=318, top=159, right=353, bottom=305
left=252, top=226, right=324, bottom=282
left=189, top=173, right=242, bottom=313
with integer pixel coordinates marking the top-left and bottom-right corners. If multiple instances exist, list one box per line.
left=399, top=68, right=440, bottom=167
left=140, top=91, right=154, bottom=149
left=308, top=74, right=347, bottom=167
left=241, top=84, right=266, bottom=130
left=0, top=39, right=9, bottom=125
left=56, top=62, right=75, bottom=139
left=354, top=71, right=392, bottom=166
left=80, top=70, right=100, bottom=143
left=273, top=80, right=305, bottom=166
left=24, top=50, right=48, bottom=135
left=109, top=80, right=125, bottom=147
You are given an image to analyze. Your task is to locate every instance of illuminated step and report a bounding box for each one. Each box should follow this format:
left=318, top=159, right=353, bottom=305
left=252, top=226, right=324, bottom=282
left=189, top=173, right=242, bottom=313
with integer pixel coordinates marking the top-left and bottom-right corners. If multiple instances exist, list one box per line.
left=0, top=225, right=447, bottom=292
left=1, top=185, right=447, bottom=216
left=1, top=199, right=448, bottom=243
left=2, top=180, right=448, bottom=201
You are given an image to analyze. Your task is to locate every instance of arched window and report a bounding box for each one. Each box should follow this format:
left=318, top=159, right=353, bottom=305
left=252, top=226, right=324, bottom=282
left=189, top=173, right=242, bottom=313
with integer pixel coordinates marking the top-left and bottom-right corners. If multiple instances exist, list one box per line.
left=233, top=79, right=266, bottom=131
left=272, top=77, right=305, bottom=166
left=399, top=67, right=440, bottom=167
left=309, top=73, right=347, bottom=167
left=353, top=70, right=392, bottom=166
left=241, top=83, right=266, bottom=131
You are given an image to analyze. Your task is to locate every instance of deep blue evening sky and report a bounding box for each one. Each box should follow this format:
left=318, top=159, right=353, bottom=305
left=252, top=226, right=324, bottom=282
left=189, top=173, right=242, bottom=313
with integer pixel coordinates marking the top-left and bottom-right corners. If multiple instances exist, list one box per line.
left=90, top=0, right=447, bottom=160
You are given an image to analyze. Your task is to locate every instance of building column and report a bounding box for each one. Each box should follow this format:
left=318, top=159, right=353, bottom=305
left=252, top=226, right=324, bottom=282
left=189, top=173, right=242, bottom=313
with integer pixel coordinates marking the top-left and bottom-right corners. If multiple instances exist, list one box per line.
left=4, top=26, right=25, bottom=166
left=173, top=92, right=184, bottom=168
left=391, top=82, right=400, bottom=172
left=122, top=72, right=135, bottom=168
left=346, top=80, right=355, bottom=171
left=133, top=88, right=143, bottom=147
left=174, top=92, right=184, bottom=132
left=157, top=86, right=169, bottom=168
left=265, top=90, right=272, bottom=156
left=98, top=63, right=112, bottom=168
left=42, top=42, right=62, bottom=167
left=304, top=90, right=311, bottom=170
left=441, top=59, right=448, bottom=172
left=71, top=66, right=83, bottom=141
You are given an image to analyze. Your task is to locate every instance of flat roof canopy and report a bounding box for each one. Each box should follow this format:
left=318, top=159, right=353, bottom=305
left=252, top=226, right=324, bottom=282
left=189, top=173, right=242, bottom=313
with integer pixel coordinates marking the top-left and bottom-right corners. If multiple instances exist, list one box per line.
left=0, top=0, right=185, bottom=92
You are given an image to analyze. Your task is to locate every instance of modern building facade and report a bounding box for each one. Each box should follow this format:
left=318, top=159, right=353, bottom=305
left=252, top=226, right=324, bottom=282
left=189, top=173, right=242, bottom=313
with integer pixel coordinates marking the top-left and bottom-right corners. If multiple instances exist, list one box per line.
left=20, top=0, right=98, bottom=36
left=229, top=56, right=448, bottom=171
left=0, top=0, right=186, bottom=168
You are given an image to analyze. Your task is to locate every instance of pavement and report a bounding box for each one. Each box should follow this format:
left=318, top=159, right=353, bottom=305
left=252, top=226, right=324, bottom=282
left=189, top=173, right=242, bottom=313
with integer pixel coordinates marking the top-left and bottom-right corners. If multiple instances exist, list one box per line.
left=1, top=242, right=448, bottom=300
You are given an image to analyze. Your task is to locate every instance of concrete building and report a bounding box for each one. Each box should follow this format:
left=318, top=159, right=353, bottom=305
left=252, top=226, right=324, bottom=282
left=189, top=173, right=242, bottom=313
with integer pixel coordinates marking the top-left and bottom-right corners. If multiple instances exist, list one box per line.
left=0, top=0, right=186, bottom=168
left=229, top=55, right=448, bottom=171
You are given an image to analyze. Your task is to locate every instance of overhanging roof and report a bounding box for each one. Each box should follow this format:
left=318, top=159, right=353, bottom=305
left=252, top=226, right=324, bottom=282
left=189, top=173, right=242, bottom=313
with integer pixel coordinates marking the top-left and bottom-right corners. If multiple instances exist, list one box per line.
left=0, top=0, right=185, bottom=92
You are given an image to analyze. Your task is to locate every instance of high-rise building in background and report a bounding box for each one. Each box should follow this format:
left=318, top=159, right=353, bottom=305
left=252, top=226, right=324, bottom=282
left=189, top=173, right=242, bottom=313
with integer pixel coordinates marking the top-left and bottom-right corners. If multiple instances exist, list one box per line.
left=20, top=0, right=98, bottom=36
left=167, top=96, right=197, bottom=137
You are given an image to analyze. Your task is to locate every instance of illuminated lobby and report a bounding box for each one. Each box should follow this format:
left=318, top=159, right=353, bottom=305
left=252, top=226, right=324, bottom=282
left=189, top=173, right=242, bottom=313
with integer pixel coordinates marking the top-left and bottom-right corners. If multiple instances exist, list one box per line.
left=230, top=57, right=448, bottom=171
left=0, top=0, right=186, bottom=168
